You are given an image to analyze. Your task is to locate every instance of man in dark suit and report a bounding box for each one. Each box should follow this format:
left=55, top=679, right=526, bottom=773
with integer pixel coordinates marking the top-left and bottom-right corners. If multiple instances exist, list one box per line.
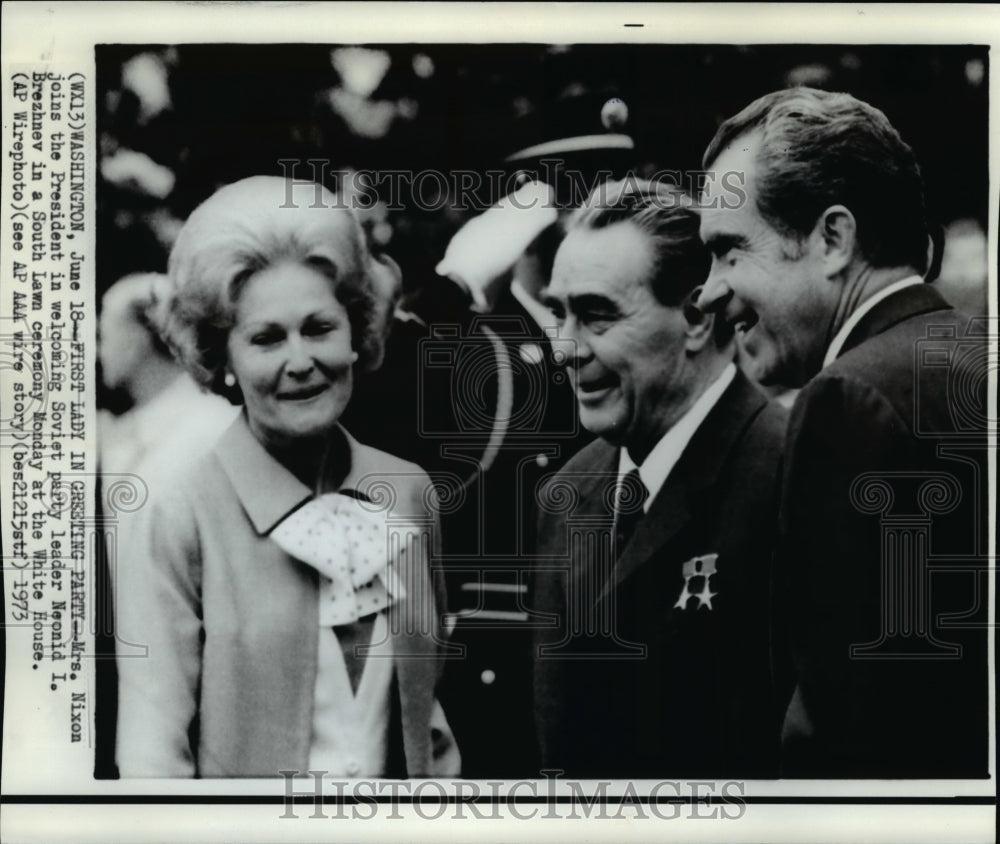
left=698, top=87, right=989, bottom=777
left=533, top=180, right=788, bottom=778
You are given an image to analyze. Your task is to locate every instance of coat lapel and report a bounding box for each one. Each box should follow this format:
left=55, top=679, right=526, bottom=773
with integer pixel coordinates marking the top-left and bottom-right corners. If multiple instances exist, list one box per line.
left=556, top=440, right=620, bottom=590
left=838, top=283, right=951, bottom=359
left=597, top=372, right=767, bottom=603
left=344, top=433, right=437, bottom=777
left=214, top=411, right=313, bottom=534
left=572, top=440, right=621, bottom=516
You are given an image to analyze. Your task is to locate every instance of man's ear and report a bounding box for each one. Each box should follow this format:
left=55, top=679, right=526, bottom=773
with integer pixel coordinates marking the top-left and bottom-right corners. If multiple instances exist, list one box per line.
left=683, top=286, right=715, bottom=352
left=813, top=205, right=857, bottom=277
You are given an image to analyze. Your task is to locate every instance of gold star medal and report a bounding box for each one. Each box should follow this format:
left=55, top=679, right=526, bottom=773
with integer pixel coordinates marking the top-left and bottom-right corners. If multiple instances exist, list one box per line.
left=674, top=553, right=719, bottom=611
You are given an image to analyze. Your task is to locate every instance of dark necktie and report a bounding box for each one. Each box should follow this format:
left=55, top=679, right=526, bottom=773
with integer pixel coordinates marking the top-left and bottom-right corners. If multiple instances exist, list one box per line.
left=614, top=468, right=648, bottom=560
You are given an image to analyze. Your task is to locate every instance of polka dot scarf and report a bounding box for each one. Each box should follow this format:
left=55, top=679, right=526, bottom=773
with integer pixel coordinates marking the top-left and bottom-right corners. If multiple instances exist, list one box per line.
left=270, top=492, right=409, bottom=625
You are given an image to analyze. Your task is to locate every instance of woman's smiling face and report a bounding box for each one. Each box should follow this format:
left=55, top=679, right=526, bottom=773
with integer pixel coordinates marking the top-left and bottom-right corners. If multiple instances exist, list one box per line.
left=227, top=260, right=356, bottom=449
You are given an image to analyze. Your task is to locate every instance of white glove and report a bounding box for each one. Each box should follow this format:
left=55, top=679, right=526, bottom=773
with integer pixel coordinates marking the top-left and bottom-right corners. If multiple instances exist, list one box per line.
left=435, top=181, right=558, bottom=309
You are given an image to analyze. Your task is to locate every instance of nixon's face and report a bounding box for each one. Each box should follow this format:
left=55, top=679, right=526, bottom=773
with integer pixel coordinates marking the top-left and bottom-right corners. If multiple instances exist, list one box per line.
left=699, top=134, right=834, bottom=388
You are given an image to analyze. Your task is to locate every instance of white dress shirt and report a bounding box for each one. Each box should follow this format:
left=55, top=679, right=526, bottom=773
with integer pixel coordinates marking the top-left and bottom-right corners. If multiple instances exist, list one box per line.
left=822, top=275, right=924, bottom=368
left=309, top=614, right=394, bottom=778
left=617, top=363, right=737, bottom=511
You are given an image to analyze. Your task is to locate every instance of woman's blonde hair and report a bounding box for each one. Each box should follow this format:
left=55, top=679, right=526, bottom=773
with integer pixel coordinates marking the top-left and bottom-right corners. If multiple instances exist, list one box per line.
left=161, top=175, right=384, bottom=402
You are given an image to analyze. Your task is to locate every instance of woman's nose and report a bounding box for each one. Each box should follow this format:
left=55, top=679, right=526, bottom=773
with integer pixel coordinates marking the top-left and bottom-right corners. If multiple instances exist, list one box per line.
left=284, top=335, right=314, bottom=376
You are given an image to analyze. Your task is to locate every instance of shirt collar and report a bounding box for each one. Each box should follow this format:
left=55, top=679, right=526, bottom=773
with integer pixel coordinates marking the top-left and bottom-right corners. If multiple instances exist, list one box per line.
left=617, top=362, right=737, bottom=512
left=823, top=275, right=924, bottom=368
left=214, top=412, right=371, bottom=535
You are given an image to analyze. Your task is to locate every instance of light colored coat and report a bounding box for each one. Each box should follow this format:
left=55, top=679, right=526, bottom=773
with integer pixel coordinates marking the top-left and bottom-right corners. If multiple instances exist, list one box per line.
left=115, top=413, right=458, bottom=778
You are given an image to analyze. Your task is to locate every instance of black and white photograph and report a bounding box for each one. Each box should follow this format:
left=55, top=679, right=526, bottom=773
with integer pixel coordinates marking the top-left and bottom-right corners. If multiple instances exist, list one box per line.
left=1, top=3, right=996, bottom=842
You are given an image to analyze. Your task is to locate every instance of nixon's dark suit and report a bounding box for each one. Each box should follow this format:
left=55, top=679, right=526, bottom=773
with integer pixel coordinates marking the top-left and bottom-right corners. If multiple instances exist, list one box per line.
left=533, top=371, right=788, bottom=778
left=778, top=283, right=989, bottom=777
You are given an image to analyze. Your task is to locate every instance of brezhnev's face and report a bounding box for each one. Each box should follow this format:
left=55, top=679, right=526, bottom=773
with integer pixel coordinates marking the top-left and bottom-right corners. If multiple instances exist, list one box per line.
left=227, top=260, right=356, bottom=449
left=544, top=221, right=691, bottom=457
left=699, top=133, right=836, bottom=387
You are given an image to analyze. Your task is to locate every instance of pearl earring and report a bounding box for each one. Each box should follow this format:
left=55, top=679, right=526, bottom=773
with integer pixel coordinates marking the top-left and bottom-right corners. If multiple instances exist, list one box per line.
left=224, top=371, right=236, bottom=388
left=349, top=351, right=359, bottom=363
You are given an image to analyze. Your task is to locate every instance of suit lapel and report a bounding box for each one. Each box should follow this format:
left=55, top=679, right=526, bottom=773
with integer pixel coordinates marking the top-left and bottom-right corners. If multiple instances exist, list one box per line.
left=839, top=283, right=951, bottom=359
left=597, top=372, right=767, bottom=603
left=573, top=440, right=621, bottom=516
left=552, top=441, right=620, bottom=602
left=550, top=440, right=618, bottom=519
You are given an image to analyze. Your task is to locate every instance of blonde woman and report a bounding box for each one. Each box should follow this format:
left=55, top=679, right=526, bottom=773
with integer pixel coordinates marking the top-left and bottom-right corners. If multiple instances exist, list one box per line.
left=115, top=176, right=458, bottom=778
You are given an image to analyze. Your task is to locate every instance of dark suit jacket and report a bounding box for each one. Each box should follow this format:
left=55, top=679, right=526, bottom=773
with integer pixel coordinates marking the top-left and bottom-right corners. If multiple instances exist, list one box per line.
left=533, top=371, right=788, bottom=778
left=778, top=283, right=989, bottom=777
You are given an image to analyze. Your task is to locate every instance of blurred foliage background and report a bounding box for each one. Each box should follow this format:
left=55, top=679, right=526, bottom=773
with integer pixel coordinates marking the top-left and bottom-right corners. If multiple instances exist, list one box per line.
left=96, top=41, right=989, bottom=314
